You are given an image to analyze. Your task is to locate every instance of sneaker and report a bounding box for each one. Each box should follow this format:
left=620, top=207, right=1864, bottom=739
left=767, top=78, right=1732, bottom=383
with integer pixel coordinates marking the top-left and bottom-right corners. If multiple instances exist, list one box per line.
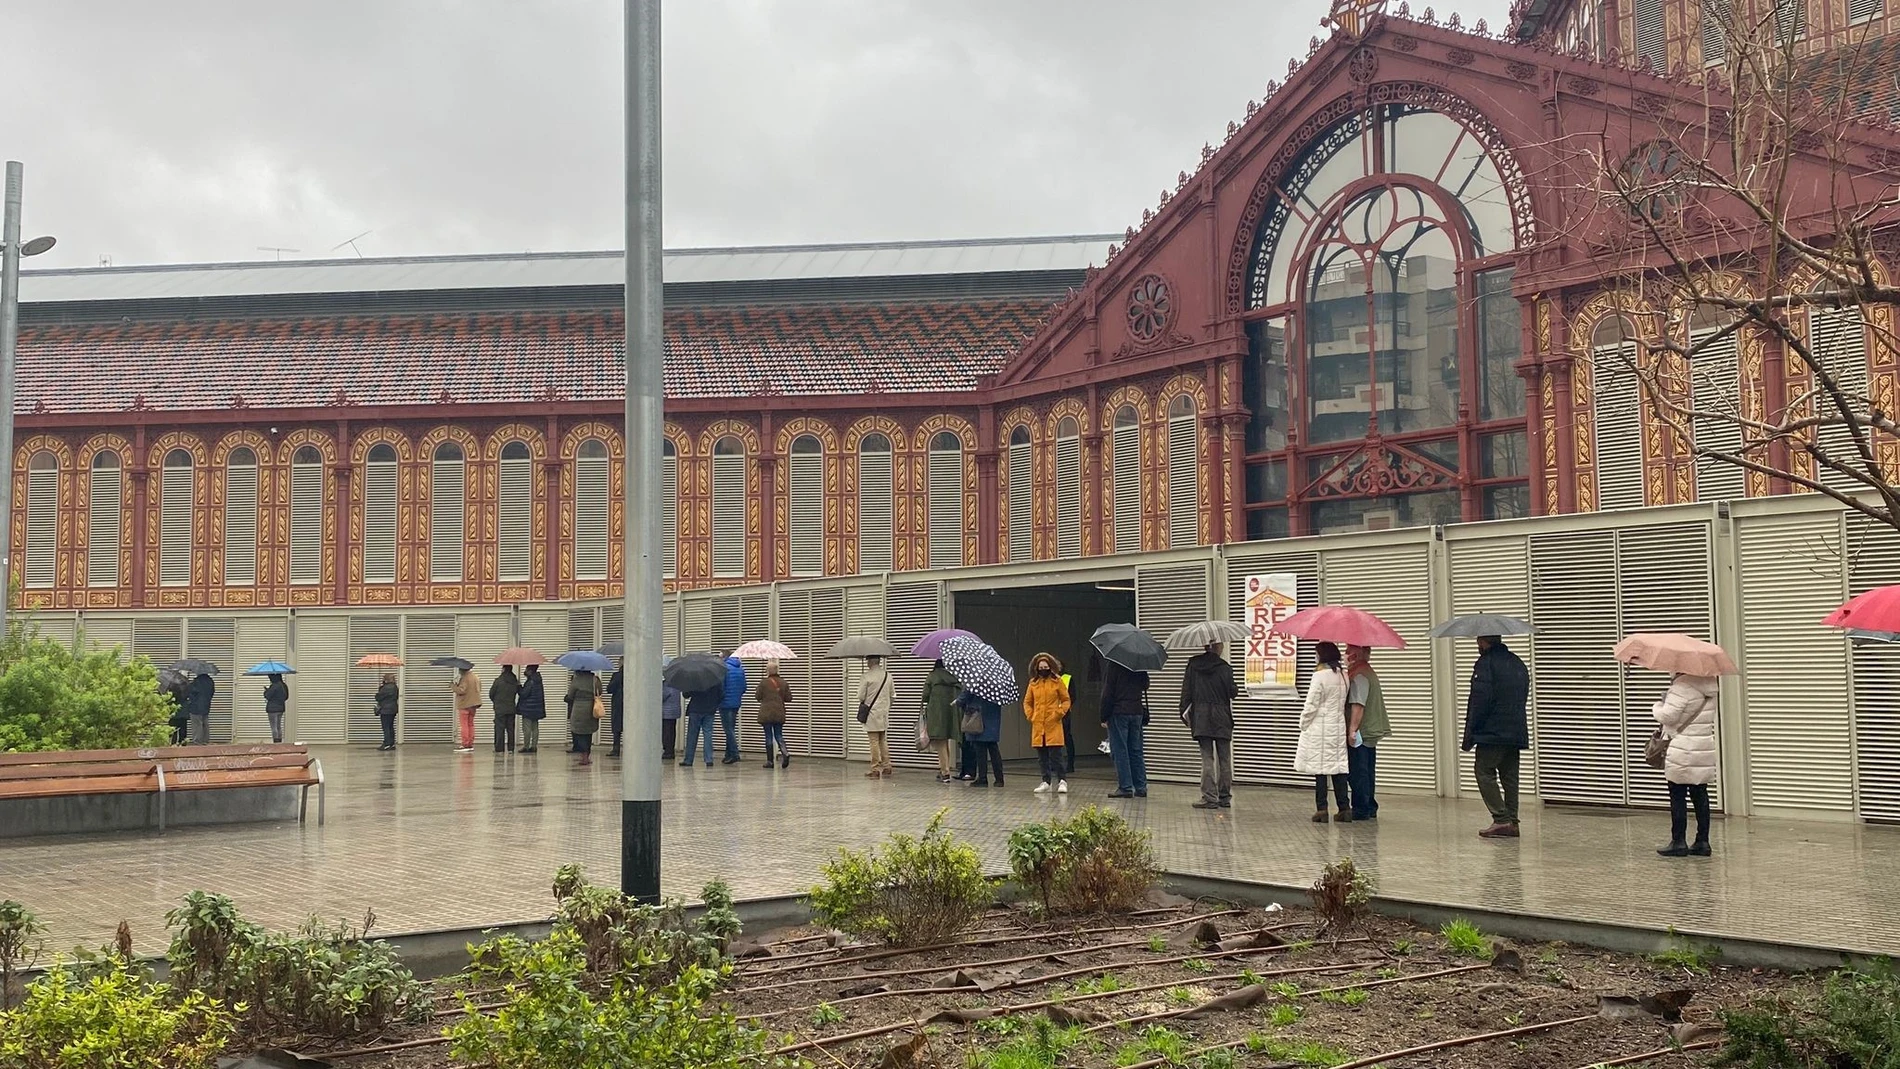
left=1107, top=790, right=1134, bottom=798
left=1034, top=782, right=1051, bottom=793
left=454, top=747, right=474, bottom=754
left=1057, top=780, right=1069, bottom=794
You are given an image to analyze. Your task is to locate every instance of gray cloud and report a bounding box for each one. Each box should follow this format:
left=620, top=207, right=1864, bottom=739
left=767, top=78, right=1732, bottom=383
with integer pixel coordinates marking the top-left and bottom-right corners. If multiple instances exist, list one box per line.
left=5, top=0, right=1512, bottom=269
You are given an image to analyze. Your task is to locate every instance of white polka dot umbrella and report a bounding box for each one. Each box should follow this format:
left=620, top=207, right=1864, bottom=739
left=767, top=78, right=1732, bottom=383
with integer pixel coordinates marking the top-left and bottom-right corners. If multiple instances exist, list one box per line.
left=938, top=635, right=1019, bottom=705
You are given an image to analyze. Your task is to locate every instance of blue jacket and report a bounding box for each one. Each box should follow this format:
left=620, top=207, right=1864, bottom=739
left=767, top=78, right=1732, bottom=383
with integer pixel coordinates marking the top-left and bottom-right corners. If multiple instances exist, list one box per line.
left=720, top=657, right=747, bottom=710
left=956, top=691, right=1003, bottom=744
left=661, top=684, right=682, bottom=721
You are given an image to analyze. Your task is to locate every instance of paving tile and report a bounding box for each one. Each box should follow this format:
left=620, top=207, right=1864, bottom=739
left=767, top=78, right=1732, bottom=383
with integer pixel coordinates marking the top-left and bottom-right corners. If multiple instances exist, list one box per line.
left=1, top=745, right=1895, bottom=957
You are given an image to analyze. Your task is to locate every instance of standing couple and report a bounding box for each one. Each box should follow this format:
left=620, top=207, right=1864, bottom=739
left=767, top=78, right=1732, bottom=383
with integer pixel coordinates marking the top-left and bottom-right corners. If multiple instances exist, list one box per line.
left=1294, top=643, right=1390, bottom=822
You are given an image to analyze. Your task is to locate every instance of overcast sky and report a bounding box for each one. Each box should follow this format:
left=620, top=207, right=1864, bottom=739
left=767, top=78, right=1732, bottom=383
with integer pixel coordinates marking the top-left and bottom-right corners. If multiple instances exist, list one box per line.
left=7, top=0, right=1512, bottom=269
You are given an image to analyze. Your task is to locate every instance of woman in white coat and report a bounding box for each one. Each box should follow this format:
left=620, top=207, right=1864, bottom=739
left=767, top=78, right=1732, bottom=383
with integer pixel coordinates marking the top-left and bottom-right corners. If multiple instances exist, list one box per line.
left=1295, top=641, right=1352, bottom=823
left=1653, top=673, right=1719, bottom=857
left=858, top=655, right=895, bottom=778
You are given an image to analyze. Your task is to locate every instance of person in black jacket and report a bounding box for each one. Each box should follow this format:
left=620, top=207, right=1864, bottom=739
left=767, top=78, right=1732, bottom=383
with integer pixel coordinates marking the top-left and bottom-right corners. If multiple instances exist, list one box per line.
left=185, top=672, right=216, bottom=746
left=1100, top=658, right=1151, bottom=798
left=1180, top=644, right=1240, bottom=810
left=606, top=662, right=625, bottom=758
left=517, top=665, right=547, bottom=754
left=374, top=673, right=399, bottom=750
left=1462, top=636, right=1531, bottom=839
left=264, top=673, right=290, bottom=744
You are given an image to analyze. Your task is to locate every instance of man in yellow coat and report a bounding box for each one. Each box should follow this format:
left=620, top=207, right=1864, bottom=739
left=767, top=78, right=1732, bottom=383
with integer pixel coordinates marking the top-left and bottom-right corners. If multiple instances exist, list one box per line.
left=1024, top=653, right=1071, bottom=794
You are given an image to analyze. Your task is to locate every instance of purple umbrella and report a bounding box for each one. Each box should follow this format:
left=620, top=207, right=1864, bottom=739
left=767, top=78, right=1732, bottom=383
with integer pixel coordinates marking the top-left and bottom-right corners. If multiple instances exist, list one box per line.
left=911, top=628, right=977, bottom=660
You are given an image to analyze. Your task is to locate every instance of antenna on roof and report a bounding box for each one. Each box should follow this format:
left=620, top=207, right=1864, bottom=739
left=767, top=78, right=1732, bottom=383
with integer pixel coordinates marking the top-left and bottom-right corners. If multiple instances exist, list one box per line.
left=331, top=231, right=373, bottom=258
left=256, top=246, right=300, bottom=261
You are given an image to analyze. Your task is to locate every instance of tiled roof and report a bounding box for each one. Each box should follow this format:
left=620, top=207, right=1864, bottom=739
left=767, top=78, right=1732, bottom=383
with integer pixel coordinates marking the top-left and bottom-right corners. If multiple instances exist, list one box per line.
left=16, top=300, right=1050, bottom=414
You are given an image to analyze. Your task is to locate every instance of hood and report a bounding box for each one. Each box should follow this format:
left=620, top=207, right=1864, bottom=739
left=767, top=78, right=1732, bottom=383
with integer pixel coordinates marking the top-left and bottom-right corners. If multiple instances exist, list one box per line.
left=1029, top=652, right=1063, bottom=676
left=1186, top=651, right=1229, bottom=676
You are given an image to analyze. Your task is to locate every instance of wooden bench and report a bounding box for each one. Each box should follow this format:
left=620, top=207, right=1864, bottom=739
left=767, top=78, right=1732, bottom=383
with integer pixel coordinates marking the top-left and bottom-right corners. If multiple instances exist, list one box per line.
left=0, top=744, right=325, bottom=831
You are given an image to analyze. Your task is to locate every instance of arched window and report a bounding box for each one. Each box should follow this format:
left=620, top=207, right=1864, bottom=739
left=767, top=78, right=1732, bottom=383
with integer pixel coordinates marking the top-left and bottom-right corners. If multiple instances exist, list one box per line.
left=1166, top=396, right=1199, bottom=548
left=1688, top=307, right=1745, bottom=503
left=24, top=451, right=56, bottom=589
left=1111, top=407, right=1141, bottom=553
left=788, top=435, right=824, bottom=577
left=927, top=431, right=963, bottom=569
left=160, top=448, right=194, bottom=587
left=857, top=433, right=894, bottom=573
left=1807, top=294, right=1872, bottom=493
left=429, top=442, right=466, bottom=583
left=88, top=450, right=122, bottom=587
left=1055, top=417, right=1082, bottom=558
left=711, top=436, right=746, bottom=578
left=223, top=446, right=259, bottom=586
left=574, top=439, right=609, bottom=581
left=290, top=446, right=323, bottom=586
left=1006, top=426, right=1033, bottom=562
left=661, top=440, right=678, bottom=580
left=1593, top=316, right=1645, bottom=511
left=364, top=443, right=398, bottom=584
left=1243, top=101, right=1528, bottom=532
left=498, top=441, right=532, bottom=582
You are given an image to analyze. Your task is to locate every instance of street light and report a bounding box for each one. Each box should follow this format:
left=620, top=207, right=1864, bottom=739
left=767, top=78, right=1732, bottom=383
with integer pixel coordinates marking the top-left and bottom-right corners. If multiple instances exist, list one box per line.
left=0, top=160, right=58, bottom=634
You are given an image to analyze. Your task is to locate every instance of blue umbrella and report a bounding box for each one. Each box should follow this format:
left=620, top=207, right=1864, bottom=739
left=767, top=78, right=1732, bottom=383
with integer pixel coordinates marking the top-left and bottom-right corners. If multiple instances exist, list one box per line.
left=557, top=649, right=615, bottom=673
left=939, top=635, right=1019, bottom=705
left=244, top=661, right=296, bottom=675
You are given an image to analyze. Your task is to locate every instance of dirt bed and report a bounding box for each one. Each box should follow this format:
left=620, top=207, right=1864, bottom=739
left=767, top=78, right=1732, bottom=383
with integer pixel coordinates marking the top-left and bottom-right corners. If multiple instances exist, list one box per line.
left=299, top=902, right=1809, bottom=1068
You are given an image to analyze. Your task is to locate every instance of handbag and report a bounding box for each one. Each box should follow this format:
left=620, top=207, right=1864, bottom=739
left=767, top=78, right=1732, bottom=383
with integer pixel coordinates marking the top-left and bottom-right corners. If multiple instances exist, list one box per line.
left=916, top=718, right=931, bottom=752
left=857, top=673, right=888, bottom=726
left=1643, top=728, right=1670, bottom=770
left=592, top=694, right=606, bottom=729
left=960, top=708, right=985, bottom=735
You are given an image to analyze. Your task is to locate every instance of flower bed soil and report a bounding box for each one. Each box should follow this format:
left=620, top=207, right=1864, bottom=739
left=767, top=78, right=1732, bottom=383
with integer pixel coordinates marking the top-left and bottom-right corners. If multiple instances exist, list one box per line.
left=299, top=901, right=1810, bottom=1069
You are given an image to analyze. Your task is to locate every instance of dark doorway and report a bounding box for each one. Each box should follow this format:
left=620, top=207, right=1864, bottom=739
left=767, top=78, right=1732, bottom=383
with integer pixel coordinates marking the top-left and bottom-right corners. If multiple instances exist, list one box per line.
left=953, top=582, right=1135, bottom=773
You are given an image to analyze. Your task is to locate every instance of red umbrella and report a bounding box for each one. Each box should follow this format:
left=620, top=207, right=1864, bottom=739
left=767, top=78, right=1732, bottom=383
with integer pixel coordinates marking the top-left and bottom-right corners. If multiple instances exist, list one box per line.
left=1822, top=584, right=1900, bottom=633
left=1270, top=605, right=1407, bottom=649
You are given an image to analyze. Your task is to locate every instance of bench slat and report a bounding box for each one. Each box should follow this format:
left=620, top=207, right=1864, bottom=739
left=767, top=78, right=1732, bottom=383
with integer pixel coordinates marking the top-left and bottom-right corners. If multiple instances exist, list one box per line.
left=0, top=774, right=158, bottom=798
left=0, top=744, right=305, bottom=768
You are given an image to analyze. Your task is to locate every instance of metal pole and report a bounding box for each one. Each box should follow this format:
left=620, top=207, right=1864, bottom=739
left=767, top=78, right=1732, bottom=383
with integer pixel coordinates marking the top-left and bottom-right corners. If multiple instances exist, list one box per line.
left=0, top=161, right=23, bottom=635
left=621, top=0, right=664, bottom=902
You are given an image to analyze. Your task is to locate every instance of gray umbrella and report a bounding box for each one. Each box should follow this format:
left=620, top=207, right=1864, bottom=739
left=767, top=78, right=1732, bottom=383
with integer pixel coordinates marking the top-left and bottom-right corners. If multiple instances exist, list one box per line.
left=1090, top=623, right=1168, bottom=672
left=1430, top=614, right=1537, bottom=639
left=825, top=635, right=896, bottom=659
left=1848, top=628, right=1898, bottom=644
left=663, top=653, right=727, bottom=693
left=170, top=658, right=220, bottom=676
left=597, top=640, right=626, bottom=657
left=1164, top=620, right=1250, bottom=651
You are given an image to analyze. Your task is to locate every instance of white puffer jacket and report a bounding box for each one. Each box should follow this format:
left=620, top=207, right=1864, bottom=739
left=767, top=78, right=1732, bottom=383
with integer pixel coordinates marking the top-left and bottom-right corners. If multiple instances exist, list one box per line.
left=1652, top=674, right=1718, bottom=786
left=1294, top=665, right=1350, bottom=776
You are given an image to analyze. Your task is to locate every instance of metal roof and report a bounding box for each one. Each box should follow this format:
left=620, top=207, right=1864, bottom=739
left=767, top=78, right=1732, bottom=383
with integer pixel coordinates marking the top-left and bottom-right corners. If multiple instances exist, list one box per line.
left=20, top=234, right=1114, bottom=305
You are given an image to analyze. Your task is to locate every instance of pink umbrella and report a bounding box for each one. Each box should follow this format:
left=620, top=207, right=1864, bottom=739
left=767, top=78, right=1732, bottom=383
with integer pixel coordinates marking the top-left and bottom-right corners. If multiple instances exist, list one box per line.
left=731, top=640, right=796, bottom=661
left=1612, top=633, right=1738, bottom=677
left=911, top=628, right=977, bottom=659
left=493, top=647, right=547, bottom=667
left=1822, top=584, right=1900, bottom=633
left=1270, top=606, right=1406, bottom=649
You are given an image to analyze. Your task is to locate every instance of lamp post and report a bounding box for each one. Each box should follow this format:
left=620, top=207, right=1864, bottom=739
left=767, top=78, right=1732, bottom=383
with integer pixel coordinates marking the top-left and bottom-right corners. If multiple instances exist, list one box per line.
left=0, top=160, right=58, bottom=634
left=621, top=0, right=664, bottom=902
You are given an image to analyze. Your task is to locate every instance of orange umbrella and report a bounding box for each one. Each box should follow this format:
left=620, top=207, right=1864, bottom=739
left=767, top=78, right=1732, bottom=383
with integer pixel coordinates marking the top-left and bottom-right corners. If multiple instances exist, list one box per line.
left=1612, top=633, right=1737, bottom=677
left=493, top=647, right=547, bottom=667
left=354, top=653, right=403, bottom=668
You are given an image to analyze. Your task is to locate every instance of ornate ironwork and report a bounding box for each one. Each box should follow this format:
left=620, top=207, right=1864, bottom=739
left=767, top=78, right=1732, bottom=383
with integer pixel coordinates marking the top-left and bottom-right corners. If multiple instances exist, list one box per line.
left=1302, top=439, right=1459, bottom=499
left=1125, top=274, right=1174, bottom=345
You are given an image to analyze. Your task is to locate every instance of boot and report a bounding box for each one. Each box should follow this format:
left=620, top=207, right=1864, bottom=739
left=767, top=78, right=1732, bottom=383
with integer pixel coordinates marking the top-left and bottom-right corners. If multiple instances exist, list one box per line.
left=763, top=746, right=776, bottom=769
left=1311, top=810, right=1330, bottom=823
left=1335, top=808, right=1354, bottom=823
left=1689, top=838, right=1712, bottom=857
left=1657, top=839, right=1689, bottom=857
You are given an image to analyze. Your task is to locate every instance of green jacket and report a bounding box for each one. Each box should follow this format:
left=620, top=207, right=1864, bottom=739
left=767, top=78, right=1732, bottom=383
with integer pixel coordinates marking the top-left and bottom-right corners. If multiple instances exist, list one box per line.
left=1350, top=665, right=1391, bottom=746
left=922, top=665, right=962, bottom=741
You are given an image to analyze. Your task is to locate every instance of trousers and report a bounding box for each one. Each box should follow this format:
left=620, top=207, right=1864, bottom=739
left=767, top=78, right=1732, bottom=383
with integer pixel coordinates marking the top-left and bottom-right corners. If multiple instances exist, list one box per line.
left=1038, top=745, right=1064, bottom=783
left=763, top=721, right=786, bottom=759
left=188, top=713, right=210, bottom=746
left=1313, top=773, right=1349, bottom=812
left=379, top=713, right=396, bottom=749
left=521, top=718, right=540, bottom=752
left=1197, top=737, right=1232, bottom=804
left=972, top=740, right=1004, bottom=784
left=457, top=707, right=477, bottom=749
left=661, top=717, right=678, bottom=759
left=494, top=714, right=516, bottom=752
left=1106, top=716, right=1147, bottom=792
left=718, top=707, right=740, bottom=760
left=1669, top=781, right=1712, bottom=843
left=683, top=712, right=715, bottom=765
left=1474, top=746, right=1521, bottom=824
left=931, top=737, right=953, bottom=776
left=866, top=730, right=889, bottom=771
left=267, top=709, right=284, bottom=744
left=1348, top=744, right=1378, bottom=818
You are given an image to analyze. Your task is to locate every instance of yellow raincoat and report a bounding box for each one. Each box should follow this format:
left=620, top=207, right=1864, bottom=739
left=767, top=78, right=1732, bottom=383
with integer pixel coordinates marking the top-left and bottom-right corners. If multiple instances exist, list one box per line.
left=1023, top=652, right=1070, bottom=748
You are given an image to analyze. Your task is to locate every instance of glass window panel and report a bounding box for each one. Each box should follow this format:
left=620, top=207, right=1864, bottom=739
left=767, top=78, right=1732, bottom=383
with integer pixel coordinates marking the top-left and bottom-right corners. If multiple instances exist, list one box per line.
left=1481, top=431, right=1530, bottom=479
left=1246, top=507, right=1290, bottom=542
left=1245, top=460, right=1287, bottom=504
left=1483, top=484, right=1532, bottom=519
left=1477, top=267, right=1524, bottom=421
left=1414, top=439, right=1461, bottom=472
left=1245, top=319, right=1289, bottom=453
left=1309, top=489, right=1460, bottom=534
left=1377, top=222, right=1460, bottom=434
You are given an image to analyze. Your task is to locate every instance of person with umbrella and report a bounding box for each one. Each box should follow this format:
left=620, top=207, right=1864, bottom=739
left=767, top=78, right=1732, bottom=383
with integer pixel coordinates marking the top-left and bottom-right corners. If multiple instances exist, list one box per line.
left=490, top=665, right=521, bottom=753
left=1615, top=633, right=1733, bottom=858
left=661, top=668, right=681, bottom=762
left=858, top=655, right=895, bottom=777
left=606, top=659, right=625, bottom=758
left=756, top=660, right=793, bottom=769
left=1180, top=642, right=1239, bottom=810
left=1295, top=642, right=1351, bottom=822
left=263, top=672, right=290, bottom=744
left=681, top=681, right=720, bottom=768
left=1345, top=644, right=1390, bottom=821
left=452, top=664, right=482, bottom=754
left=957, top=687, right=1005, bottom=787
left=922, top=659, right=962, bottom=782
left=1463, top=634, right=1531, bottom=838
left=1100, top=656, right=1151, bottom=799
left=1024, top=653, right=1070, bottom=794
left=566, top=666, right=602, bottom=767
left=374, top=673, right=400, bottom=751
left=184, top=669, right=216, bottom=746
left=517, top=665, right=547, bottom=754
left=158, top=669, right=189, bottom=745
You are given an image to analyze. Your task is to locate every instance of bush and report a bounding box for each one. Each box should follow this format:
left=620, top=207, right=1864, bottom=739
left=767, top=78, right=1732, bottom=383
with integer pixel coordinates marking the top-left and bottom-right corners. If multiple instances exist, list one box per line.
left=164, top=891, right=424, bottom=1041
left=532, top=867, right=732, bottom=986
left=809, top=810, right=992, bottom=946
left=0, top=900, right=44, bottom=1011
left=1310, top=859, right=1374, bottom=935
left=0, top=623, right=173, bottom=753
left=1715, top=962, right=1900, bottom=1069
left=0, top=960, right=235, bottom=1069
left=1006, top=806, right=1157, bottom=916
left=447, top=928, right=778, bottom=1069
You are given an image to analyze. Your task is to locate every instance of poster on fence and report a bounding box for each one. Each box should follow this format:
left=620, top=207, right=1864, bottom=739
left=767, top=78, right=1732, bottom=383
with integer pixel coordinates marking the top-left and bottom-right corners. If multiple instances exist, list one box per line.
left=1243, top=573, right=1299, bottom=696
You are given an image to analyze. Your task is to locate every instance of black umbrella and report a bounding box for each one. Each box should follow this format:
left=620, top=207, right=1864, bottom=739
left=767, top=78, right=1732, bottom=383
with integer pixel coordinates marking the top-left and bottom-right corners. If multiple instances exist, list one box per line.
left=170, top=658, right=220, bottom=677
left=597, top=640, right=626, bottom=657
left=664, top=653, right=727, bottom=693
left=429, top=656, right=476, bottom=671
left=156, top=667, right=186, bottom=693
left=1090, top=624, right=1167, bottom=672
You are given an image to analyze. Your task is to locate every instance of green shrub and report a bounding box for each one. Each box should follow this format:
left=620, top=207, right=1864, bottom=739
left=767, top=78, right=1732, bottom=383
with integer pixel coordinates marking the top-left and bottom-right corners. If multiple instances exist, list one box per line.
left=0, top=900, right=44, bottom=1011
left=533, top=867, right=731, bottom=985
left=0, top=960, right=235, bottom=1069
left=1309, top=858, right=1374, bottom=935
left=1006, top=806, right=1158, bottom=916
left=1715, top=962, right=1900, bottom=1069
left=0, top=624, right=173, bottom=753
left=446, top=928, right=776, bottom=1069
left=808, top=810, right=991, bottom=946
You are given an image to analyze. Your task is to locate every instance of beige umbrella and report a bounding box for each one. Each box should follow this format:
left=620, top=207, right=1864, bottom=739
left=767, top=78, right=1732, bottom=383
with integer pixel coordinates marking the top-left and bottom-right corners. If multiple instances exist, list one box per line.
left=1612, top=633, right=1738, bottom=677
